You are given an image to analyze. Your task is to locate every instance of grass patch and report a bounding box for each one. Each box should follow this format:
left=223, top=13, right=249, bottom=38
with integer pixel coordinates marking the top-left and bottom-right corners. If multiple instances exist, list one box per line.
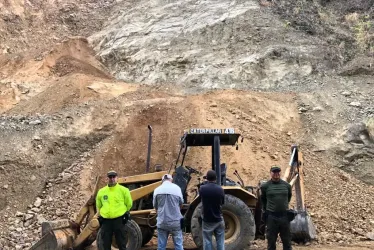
left=346, top=13, right=374, bottom=53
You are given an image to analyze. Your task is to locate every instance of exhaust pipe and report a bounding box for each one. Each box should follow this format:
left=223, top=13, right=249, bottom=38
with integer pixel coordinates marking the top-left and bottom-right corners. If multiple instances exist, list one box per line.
left=146, top=125, right=152, bottom=173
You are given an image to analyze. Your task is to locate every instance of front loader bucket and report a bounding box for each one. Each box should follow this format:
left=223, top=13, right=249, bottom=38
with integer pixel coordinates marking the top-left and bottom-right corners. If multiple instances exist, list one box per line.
left=29, top=219, right=79, bottom=250
left=290, top=211, right=317, bottom=243
left=29, top=231, right=58, bottom=250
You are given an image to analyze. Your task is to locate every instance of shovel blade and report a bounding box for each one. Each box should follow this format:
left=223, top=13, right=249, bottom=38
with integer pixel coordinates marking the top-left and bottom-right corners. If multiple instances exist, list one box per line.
left=29, top=231, right=58, bottom=250
left=30, top=219, right=78, bottom=250
left=290, top=211, right=316, bottom=243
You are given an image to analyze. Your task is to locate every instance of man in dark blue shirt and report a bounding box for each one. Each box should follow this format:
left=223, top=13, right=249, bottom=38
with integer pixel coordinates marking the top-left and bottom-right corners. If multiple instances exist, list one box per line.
left=199, top=170, right=225, bottom=250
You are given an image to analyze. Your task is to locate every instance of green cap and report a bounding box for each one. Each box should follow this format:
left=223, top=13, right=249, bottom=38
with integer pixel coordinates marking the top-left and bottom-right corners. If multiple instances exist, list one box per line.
left=270, top=166, right=281, bottom=172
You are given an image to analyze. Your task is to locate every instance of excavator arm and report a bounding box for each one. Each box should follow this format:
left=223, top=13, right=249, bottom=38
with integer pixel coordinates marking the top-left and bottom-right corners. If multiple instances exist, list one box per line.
left=282, top=145, right=316, bottom=243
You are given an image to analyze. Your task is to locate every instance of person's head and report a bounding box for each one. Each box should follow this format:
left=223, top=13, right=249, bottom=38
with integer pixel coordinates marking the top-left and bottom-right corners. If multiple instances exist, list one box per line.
left=107, top=170, right=118, bottom=186
left=206, top=170, right=217, bottom=182
left=270, top=166, right=281, bottom=182
left=162, top=174, right=173, bottom=183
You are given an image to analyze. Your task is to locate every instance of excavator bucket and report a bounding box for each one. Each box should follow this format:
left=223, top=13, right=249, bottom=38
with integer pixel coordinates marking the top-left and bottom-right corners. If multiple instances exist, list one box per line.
left=29, top=219, right=79, bottom=250
left=283, top=145, right=317, bottom=243
left=29, top=231, right=58, bottom=250
left=290, top=211, right=317, bottom=243
left=29, top=177, right=101, bottom=250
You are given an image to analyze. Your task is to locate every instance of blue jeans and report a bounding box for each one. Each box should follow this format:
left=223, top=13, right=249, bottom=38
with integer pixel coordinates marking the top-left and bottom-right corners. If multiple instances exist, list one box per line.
left=157, top=228, right=183, bottom=250
left=202, top=221, right=225, bottom=250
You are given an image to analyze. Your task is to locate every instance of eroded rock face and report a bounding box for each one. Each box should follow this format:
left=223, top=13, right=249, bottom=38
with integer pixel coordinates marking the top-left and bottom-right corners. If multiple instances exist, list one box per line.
left=88, top=0, right=325, bottom=90
left=337, top=122, right=374, bottom=185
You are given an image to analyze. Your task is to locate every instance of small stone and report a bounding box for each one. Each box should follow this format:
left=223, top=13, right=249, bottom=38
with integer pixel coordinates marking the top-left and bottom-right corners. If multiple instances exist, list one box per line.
left=3, top=184, right=8, bottom=189
left=298, top=107, right=308, bottom=112
left=24, top=214, right=34, bottom=221
left=15, top=212, right=24, bottom=217
left=312, top=106, right=323, bottom=111
left=55, top=209, right=63, bottom=216
left=367, top=231, right=374, bottom=240
left=349, top=101, right=361, bottom=107
left=270, top=155, right=279, bottom=160
left=31, top=207, right=40, bottom=213
left=30, top=175, right=37, bottom=181
left=209, top=103, right=217, bottom=107
left=341, top=91, right=351, bottom=96
left=37, top=215, right=46, bottom=224
left=23, top=220, right=32, bottom=227
left=28, top=119, right=42, bottom=125
left=34, top=198, right=42, bottom=207
left=32, top=135, right=41, bottom=141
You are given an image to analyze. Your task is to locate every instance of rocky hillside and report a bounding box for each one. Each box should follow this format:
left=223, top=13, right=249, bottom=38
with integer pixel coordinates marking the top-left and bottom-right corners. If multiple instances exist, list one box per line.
left=88, top=0, right=374, bottom=184
left=0, top=0, right=373, bottom=250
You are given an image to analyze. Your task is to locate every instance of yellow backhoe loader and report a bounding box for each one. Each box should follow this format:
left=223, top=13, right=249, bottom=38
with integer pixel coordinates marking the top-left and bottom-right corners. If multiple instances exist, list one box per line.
left=29, top=127, right=316, bottom=250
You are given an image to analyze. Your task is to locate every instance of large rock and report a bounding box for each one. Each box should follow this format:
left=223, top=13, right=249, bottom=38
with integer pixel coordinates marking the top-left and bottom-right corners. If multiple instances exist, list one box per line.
left=338, top=122, right=374, bottom=185
left=343, top=122, right=373, bottom=145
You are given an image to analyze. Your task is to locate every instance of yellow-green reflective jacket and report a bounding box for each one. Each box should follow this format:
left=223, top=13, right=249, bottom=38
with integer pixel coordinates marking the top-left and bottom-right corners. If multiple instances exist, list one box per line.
left=96, top=183, right=133, bottom=219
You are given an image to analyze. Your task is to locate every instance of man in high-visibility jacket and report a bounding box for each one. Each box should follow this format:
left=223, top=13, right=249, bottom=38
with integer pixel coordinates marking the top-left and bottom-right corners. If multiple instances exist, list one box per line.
left=96, top=170, right=133, bottom=250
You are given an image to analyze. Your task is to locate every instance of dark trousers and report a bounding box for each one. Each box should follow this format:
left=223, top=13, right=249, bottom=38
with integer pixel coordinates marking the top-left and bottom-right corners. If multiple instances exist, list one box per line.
left=101, top=216, right=127, bottom=250
left=266, top=214, right=292, bottom=250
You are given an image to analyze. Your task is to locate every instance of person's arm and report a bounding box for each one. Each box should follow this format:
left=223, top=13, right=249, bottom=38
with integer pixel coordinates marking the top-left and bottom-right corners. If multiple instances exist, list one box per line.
left=179, top=197, right=183, bottom=209
left=287, top=183, right=292, bottom=202
left=153, top=193, right=158, bottom=212
left=260, top=184, right=267, bottom=210
left=96, top=190, right=102, bottom=214
left=220, top=187, right=225, bottom=205
left=123, top=187, right=133, bottom=211
left=178, top=186, right=184, bottom=209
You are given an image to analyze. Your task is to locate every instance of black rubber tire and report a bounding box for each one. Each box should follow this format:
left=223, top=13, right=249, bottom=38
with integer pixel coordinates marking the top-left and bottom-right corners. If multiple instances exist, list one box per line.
left=140, top=226, right=155, bottom=246
left=96, top=220, right=143, bottom=250
left=191, top=194, right=255, bottom=250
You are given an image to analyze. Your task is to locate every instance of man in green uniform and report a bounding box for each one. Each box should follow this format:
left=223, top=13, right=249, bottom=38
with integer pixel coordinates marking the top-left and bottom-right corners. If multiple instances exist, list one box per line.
left=261, top=166, right=292, bottom=250
left=96, top=170, right=133, bottom=250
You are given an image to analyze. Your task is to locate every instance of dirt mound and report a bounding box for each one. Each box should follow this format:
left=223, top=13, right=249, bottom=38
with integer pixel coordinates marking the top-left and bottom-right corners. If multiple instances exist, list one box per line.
left=42, top=37, right=111, bottom=78
left=0, top=37, right=115, bottom=113
left=2, top=85, right=373, bottom=249
left=92, top=90, right=300, bottom=185
left=7, top=74, right=137, bottom=115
